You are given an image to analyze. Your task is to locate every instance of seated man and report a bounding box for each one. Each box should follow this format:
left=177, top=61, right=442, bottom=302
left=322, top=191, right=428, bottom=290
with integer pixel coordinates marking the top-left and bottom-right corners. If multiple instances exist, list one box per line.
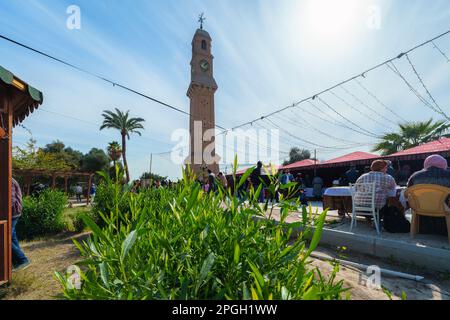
left=354, top=160, right=397, bottom=220
left=406, top=154, right=450, bottom=235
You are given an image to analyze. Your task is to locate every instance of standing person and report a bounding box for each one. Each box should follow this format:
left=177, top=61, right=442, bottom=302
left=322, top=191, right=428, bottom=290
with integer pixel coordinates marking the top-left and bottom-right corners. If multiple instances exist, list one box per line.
left=202, top=181, right=210, bottom=193
left=11, top=178, right=30, bottom=271
left=280, top=169, right=294, bottom=199
left=312, top=175, right=324, bottom=200
left=345, top=166, right=360, bottom=185
left=90, top=183, right=97, bottom=201
left=75, top=184, right=83, bottom=203
left=250, top=161, right=265, bottom=203
left=218, top=172, right=228, bottom=189
left=207, top=169, right=216, bottom=193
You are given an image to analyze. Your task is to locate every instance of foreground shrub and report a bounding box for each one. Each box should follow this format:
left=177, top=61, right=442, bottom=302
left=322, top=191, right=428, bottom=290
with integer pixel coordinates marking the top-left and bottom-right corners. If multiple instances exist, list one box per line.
left=91, top=173, right=131, bottom=227
left=56, top=167, right=347, bottom=300
left=17, top=189, right=67, bottom=239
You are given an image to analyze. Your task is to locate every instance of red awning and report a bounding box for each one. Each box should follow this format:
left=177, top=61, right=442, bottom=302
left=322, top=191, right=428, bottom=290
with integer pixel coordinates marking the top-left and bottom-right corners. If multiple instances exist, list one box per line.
left=319, top=151, right=380, bottom=168
left=385, top=138, right=450, bottom=161
left=281, top=159, right=317, bottom=170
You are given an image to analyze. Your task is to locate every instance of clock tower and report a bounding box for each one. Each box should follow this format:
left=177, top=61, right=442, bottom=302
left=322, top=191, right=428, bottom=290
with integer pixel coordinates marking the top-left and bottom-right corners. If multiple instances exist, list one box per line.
left=186, top=24, right=219, bottom=178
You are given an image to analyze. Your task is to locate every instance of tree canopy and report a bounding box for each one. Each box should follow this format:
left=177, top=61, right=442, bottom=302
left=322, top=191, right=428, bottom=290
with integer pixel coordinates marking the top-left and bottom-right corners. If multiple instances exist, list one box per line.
left=283, top=147, right=311, bottom=166
left=372, top=119, right=450, bottom=155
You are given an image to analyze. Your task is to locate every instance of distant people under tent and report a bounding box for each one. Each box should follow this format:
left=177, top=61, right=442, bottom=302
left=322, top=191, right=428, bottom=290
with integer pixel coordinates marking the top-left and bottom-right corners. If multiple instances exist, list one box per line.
left=312, top=175, right=324, bottom=200
left=396, top=164, right=412, bottom=186
left=345, top=166, right=360, bottom=185
left=250, top=161, right=265, bottom=203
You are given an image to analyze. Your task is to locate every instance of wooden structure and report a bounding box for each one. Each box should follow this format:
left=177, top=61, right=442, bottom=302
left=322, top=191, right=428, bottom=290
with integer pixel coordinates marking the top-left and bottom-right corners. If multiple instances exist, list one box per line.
left=12, top=168, right=94, bottom=205
left=1, top=65, right=43, bottom=285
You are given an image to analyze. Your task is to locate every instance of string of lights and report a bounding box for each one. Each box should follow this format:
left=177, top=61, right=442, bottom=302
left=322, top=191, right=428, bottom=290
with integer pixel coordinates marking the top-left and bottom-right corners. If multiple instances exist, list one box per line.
left=405, top=53, right=450, bottom=122
left=432, top=41, right=450, bottom=63
left=0, top=34, right=227, bottom=131
left=215, top=29, right=450, bottom=135
left=273, top=112, right=370, bottom=145
left=339, top=84, right=398, bottom=127
left=316, top=96, right=379, bottom=137
left=3, top=29, right=450, bottom=160
left=355, top=79, right=408, bottom=122
left=386, top=61, right=447, bottom=119
left=329, top=90, right=394, bottom=131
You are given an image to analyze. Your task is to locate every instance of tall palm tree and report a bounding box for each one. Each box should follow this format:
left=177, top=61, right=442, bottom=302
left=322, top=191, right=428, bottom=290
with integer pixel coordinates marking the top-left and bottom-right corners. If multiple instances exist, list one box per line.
left=100, top=109, right=145, bottom=182
left=372, top=119, right=450, bottom=155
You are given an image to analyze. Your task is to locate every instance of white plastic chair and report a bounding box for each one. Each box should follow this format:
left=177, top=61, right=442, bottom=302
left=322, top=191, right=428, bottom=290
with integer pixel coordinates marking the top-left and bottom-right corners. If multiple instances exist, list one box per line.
left=349, top=182, right=381, bottom=236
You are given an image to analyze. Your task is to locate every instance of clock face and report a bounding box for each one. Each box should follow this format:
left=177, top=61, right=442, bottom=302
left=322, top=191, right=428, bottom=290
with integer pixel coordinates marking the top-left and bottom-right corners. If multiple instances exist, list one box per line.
left=199, top=60, right=210, bottom=72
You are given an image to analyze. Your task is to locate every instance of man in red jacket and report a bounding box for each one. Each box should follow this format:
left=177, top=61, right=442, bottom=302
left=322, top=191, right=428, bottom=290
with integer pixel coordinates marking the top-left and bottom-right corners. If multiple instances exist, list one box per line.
left=12, top=178, right=30, bottom=271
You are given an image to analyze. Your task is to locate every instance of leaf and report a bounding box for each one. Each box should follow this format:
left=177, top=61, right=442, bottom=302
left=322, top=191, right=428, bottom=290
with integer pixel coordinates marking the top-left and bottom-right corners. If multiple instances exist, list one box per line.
left=80, top=213, right=109, bottom=243
left=199, top=252, right=215, bottom=284
left=121, top=230, right=138, bottom=261
left=302, top=286, right=319, bottom=300
left=281, top=286, right=291, bottom=300
left=250, top=287, right=259, bottom=300
left=234, top=243, right=240, bottom=264
left=247, top=261, right=265, bottom=289
left=99, top=262, right=110, bottom=288
left=304, top=209, right=328, bottom=259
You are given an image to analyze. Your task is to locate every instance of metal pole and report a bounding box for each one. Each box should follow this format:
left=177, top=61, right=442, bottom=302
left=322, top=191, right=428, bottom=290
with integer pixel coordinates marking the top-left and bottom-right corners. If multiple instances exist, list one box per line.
left=150, top=153, right=153, bottom=176
left=314, top=149, right=317, bottom=176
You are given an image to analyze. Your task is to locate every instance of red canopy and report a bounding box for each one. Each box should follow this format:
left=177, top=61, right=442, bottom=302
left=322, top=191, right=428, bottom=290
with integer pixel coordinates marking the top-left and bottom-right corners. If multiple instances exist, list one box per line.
left=386, top=138, right=450, bottom=161
left=281, top=159, right=317, bottom=170
left=320, top=151, right=380, bottom=168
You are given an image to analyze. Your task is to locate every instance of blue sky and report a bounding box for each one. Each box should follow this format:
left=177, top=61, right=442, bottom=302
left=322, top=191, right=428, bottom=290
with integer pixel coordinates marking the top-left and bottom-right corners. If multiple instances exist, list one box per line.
left=1, top=0, right=449, bottom=179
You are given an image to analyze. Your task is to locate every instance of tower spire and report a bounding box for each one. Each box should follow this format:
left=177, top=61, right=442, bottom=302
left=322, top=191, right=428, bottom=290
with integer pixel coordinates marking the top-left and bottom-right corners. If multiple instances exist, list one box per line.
left=198, top=13, right=206, bottom=30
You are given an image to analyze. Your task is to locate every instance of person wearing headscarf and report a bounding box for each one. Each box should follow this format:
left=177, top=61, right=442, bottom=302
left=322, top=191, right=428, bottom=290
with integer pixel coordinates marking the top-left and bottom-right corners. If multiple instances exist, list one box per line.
left=407, top=154, right=450, bottom=188
left=406, top=154, right=450, bottom=235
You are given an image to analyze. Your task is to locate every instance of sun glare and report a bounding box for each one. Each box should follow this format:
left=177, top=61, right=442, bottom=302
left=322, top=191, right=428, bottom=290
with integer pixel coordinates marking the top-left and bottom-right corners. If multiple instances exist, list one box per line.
left=291, top=0, right=366, bottom=52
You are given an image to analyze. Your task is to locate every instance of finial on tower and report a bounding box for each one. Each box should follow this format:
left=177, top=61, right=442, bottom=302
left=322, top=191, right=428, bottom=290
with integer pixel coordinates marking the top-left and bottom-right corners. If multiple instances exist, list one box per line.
left=198, top=13, right=206, bottom=30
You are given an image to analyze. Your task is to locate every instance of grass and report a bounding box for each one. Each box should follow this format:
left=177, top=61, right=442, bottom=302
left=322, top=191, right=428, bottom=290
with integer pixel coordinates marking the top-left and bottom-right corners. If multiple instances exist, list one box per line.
left=63, top=206, right=91, bottom=232
left=0, top=232, right=89, bottom=300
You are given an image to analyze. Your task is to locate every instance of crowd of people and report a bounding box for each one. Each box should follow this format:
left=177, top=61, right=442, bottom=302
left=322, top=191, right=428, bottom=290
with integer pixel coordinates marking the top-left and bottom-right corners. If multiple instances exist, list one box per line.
left=351, top=155, right=450, bottom=234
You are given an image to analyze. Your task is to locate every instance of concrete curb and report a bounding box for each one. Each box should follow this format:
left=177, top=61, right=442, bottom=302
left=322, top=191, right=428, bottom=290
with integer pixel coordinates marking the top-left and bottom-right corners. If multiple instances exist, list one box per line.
left=317, top=227, right=450, bottom=273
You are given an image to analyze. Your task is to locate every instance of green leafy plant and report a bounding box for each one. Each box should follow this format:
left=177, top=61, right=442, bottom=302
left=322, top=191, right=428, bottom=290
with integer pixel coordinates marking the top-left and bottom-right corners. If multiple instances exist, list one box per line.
left=17, top=189, right=67, bottom=239
left=56, top=159, right=347, bottom=300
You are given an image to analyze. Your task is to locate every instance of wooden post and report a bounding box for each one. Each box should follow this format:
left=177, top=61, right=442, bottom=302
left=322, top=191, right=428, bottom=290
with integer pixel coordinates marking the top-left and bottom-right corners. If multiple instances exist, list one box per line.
left=0, top=95, right=13, bottom=284
left=64, top=176, right=69, bottom=194
left=51, top=175, right=56, bottom=189
left=26, top=176, right=31, bottom=196
left=86, top=174, right=92, bottom=205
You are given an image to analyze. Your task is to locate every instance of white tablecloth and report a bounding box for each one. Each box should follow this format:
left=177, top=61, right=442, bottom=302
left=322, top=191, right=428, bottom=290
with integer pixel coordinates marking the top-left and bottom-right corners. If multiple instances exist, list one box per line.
left=304, top=188, right=325, bottom=198
left=324, top=186, right=404, bottom=198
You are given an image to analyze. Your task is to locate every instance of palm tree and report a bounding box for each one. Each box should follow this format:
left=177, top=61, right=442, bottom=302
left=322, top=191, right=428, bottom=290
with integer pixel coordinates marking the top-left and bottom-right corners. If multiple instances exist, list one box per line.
left=372, top=119, right=450, bottom=155
left=100, top=109, right=145, bottom=182
left=107, top=141, right=122, bottom=168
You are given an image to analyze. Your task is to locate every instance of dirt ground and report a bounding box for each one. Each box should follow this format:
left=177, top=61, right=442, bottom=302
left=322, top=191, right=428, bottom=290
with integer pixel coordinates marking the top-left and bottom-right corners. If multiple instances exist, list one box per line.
left=0, top=232, right=89, bottom=300
left=1, top=232, right=450, bottom=300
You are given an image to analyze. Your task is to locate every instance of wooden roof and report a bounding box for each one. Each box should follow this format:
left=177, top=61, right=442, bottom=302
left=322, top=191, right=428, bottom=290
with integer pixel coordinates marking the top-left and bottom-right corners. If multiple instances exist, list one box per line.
left=0, top=65, right=43, bottom=126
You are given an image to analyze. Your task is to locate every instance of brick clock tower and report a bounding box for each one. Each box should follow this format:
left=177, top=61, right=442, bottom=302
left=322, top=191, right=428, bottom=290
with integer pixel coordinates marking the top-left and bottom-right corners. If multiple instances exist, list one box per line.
left=186, top=19, right=220, bottom=178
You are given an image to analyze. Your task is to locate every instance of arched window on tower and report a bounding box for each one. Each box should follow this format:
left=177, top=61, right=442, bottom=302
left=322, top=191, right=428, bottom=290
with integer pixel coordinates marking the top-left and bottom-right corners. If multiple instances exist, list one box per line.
left=201, top=40, right=207, bottom=50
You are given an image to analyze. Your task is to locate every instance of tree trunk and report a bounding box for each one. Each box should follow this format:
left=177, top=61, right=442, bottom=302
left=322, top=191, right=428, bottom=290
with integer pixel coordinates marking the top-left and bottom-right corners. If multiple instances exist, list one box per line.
left=122, top=133, right=130, bottom=183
